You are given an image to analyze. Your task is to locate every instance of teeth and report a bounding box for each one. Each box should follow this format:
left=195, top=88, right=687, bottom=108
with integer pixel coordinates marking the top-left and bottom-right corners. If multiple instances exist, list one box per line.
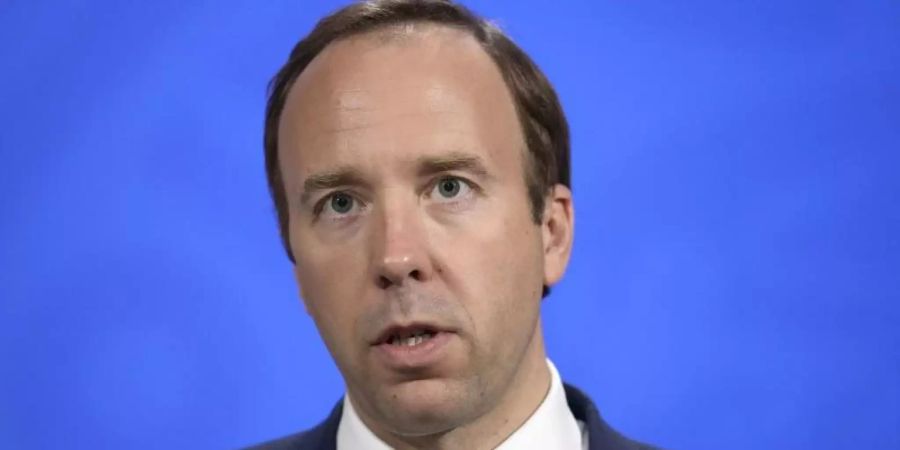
left=389, top=331, right=433, bottom=346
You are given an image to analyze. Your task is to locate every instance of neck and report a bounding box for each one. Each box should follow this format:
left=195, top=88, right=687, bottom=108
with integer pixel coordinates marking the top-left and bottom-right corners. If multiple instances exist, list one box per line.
left=366, top=320, right=551, bottom=450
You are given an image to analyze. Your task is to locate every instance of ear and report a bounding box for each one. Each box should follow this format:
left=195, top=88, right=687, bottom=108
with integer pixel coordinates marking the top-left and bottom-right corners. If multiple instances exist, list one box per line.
left=541, top=184, right=574, bottom=288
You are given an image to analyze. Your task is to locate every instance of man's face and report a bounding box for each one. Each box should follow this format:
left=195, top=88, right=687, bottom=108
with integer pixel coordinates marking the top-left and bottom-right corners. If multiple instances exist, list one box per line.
left=277, top=26, right=567, bottom=435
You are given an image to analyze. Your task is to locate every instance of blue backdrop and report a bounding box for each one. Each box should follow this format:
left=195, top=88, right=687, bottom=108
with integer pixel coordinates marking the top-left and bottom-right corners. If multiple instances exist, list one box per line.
left=1, top=1, right=898, bottom=449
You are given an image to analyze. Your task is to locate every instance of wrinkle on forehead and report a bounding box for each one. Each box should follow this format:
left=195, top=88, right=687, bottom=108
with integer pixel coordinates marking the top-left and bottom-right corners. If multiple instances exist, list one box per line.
left=284, top=23, right=495, bottom=118
left=327, top=84, right=464, bottom=134
left=336, top=88, right=374, bottom=111
left=277, top=21, right=525, bottom=182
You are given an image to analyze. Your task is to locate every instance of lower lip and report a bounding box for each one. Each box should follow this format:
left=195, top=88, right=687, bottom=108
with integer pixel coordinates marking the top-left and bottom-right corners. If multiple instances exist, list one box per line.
left=372, top=331, right=454, bottom=371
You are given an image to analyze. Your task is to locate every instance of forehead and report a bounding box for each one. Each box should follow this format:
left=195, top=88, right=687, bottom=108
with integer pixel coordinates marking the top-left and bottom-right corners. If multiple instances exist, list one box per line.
left=277, top=24, right=525, bottom=179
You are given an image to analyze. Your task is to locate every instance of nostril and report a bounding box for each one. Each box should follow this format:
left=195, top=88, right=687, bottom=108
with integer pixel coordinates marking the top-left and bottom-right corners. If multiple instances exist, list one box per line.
left=376, top=269, right=423, bottom=289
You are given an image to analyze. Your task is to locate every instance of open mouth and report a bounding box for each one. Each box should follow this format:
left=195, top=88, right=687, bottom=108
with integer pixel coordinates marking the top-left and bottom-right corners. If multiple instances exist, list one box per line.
left=374, top=324, right=444, bottom=348
left=372, top=324, right=453, bottom=369
left=386, top=329, right=436, bottom=347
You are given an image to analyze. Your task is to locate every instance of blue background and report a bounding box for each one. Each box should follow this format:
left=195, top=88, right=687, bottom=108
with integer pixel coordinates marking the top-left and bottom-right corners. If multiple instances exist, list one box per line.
left=1, top=1, right=898, bottom=449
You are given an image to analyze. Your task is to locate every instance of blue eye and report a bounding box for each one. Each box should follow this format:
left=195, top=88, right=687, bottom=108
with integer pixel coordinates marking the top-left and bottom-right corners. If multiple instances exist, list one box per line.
left=436, top=178, right=462, bottom=198
left=329, top=193, right=354, bottom=214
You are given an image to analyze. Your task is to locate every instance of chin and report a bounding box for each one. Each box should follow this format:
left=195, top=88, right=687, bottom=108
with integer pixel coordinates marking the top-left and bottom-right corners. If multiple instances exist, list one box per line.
left=376, top=377, right=477, bottom=436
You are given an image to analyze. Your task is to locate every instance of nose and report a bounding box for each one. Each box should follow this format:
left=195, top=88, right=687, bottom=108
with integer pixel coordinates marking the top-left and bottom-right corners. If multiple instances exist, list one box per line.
left=372, top=197, right=433, bottom=289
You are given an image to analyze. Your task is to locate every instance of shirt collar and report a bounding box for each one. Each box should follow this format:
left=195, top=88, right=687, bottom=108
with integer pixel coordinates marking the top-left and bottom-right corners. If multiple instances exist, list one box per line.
left=336, top=359, right=584, bottom=450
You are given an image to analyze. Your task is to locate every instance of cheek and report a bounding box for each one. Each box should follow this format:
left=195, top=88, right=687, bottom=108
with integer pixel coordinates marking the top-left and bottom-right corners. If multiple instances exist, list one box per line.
left=293, top=219, right=367, bottom=296
left=292, top=232, right=369, bottom=348
left=437, top=204, right=545, bottom=347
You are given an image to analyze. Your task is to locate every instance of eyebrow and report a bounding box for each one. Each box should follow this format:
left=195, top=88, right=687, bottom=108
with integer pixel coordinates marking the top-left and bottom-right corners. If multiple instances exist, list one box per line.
left=416, top=152, right=492, bottom=179
left=299, top=167, right=367, bottom=205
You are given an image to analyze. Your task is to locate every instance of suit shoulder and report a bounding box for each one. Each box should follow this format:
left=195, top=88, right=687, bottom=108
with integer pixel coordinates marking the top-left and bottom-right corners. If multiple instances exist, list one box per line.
left=242, top=400, right=343, bottom=450
left=244, top=429, right=314, bottom=450
left=564, top=383, right=662, bottom=450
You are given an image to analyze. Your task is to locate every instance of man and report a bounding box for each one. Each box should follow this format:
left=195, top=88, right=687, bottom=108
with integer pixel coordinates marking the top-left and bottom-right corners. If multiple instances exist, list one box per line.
left=251, top=0, right=655, bottom=449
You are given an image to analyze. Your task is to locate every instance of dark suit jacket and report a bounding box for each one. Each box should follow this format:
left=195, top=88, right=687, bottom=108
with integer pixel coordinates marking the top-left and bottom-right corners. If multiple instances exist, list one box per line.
left=247, top=383, right=657, bottom=450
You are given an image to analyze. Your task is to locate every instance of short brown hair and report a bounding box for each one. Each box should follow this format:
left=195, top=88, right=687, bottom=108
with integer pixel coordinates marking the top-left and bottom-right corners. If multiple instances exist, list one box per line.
left=264, top=0, right=570, bottom=263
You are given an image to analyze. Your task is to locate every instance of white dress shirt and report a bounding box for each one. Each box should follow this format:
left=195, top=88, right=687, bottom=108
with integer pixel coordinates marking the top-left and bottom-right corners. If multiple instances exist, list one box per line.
left=336, top=359, right=588, bottom=449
